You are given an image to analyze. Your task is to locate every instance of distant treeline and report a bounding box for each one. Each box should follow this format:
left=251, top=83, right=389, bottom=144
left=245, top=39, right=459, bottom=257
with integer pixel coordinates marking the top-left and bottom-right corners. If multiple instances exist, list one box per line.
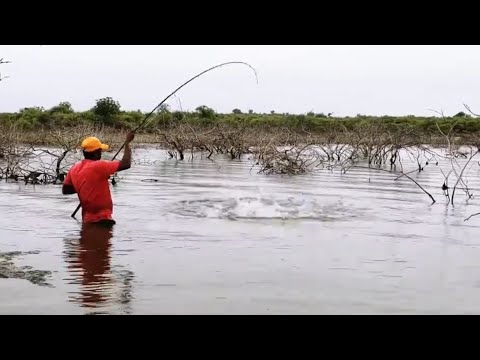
left=1, top=97, right=478, bottom=134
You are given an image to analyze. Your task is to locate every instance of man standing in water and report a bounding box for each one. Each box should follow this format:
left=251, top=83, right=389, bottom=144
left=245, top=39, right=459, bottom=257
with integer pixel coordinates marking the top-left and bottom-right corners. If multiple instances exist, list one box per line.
left=62, top=132, right=134, bottom=224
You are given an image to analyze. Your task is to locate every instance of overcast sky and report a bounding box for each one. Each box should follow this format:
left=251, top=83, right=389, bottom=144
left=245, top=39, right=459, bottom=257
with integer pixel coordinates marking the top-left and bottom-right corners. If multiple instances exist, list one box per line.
left=0, top=45, right=479, bottom=116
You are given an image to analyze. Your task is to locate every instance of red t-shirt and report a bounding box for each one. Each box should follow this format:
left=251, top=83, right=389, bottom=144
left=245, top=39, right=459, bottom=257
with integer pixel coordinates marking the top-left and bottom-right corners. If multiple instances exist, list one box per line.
left=64, top=160, right=121, bottom=223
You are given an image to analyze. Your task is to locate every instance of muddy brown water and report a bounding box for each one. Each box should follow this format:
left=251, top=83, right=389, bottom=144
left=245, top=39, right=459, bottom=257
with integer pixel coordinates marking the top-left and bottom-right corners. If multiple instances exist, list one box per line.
left=2, top=147, right=480, bottom=314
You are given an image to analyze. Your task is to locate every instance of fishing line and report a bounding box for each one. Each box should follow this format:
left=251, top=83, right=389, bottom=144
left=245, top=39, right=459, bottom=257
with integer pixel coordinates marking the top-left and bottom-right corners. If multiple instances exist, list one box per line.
left=71, top=61, right=258, bottom=218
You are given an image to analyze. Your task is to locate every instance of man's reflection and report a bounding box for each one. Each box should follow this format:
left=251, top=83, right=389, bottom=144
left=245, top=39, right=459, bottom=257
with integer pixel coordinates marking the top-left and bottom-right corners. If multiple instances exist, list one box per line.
left=64, top=222, right=133, bottom=314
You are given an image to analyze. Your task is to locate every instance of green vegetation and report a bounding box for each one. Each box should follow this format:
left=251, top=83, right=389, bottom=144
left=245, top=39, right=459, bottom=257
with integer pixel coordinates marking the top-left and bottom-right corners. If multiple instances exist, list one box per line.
left=1, top=98, right=479, bottom=137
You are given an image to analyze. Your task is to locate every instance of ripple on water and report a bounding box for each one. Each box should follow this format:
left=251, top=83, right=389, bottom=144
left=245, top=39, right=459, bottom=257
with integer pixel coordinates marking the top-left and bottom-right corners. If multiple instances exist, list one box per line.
left=2, top=148, right=480, bottom=314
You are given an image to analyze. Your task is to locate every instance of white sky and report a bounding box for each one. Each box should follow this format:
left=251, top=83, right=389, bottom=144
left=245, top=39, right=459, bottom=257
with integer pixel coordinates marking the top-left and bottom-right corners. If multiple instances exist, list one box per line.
left=0, top=45, right=479, bottom=116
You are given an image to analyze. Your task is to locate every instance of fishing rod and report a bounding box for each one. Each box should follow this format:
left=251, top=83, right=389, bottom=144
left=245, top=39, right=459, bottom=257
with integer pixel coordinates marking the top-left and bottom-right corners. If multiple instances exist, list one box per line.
left=71, top=61, right=258, bottom=219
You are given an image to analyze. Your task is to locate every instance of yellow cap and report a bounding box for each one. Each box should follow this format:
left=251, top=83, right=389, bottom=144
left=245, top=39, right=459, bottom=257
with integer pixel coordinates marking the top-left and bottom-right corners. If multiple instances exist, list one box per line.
left=81, top=137, right=109, bottom=152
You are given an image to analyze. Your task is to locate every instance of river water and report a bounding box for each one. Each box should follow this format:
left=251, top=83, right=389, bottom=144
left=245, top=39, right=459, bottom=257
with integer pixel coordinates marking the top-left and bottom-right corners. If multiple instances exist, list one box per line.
left=2, top=147, right=480, bottom=314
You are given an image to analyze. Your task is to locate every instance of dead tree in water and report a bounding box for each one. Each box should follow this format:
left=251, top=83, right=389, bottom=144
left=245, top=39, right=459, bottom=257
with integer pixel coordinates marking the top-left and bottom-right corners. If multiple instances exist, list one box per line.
left=156, top=130, right=185, bottom=160
left=0, top=124, right=119, bottom=184
left=28, top=125, right=118, bottom=183
left=155, top=124, right=252, bottom=161
left=430, top=109, right=477, bottom=205
left=0, top=125, right=32, bottom=181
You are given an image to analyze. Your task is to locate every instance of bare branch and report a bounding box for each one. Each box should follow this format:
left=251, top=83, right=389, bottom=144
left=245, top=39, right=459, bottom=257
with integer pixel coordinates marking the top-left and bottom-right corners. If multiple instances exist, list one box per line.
left=464, top=103, right=480, bottom=117
left=465, top=212, right=480, bottom=222
left=353, top=165, right=436, bottom=204
left=451, top=149, right=478, bottom=204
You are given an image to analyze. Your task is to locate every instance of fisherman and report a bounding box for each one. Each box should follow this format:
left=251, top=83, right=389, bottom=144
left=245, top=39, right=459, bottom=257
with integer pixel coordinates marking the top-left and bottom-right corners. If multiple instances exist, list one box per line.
left=62, top=132, right=134, bottom=225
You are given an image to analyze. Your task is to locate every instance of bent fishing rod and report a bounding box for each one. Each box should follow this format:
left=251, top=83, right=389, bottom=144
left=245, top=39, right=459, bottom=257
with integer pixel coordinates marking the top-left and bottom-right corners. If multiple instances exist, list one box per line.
left=71, top=61, right=258, bottom=219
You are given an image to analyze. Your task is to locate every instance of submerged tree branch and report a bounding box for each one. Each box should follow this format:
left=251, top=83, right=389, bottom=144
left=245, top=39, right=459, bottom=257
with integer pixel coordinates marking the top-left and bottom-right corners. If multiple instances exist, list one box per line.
left=353, top=165, right=436, bottom=204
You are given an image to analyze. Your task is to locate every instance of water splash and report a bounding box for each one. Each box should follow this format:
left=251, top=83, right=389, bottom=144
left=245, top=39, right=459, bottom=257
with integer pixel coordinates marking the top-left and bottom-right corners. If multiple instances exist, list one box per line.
left=171, top=195, right=352, bottom=221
